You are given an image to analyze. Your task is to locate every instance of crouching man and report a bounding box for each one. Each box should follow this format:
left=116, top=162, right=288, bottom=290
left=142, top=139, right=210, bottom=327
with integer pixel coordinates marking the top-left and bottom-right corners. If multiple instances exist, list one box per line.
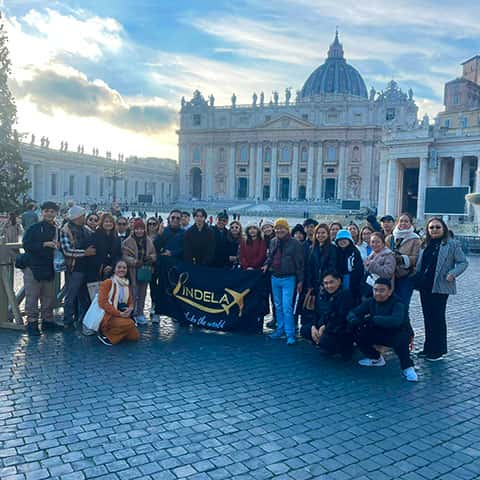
left=300, top=271, right=354, bottom=360
left=347, top=278, right=418, bottom=382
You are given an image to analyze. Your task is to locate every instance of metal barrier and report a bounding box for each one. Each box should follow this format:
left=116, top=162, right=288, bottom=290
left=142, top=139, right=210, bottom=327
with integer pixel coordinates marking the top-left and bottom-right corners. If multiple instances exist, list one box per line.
left=456, top=235, right=480, bottom=255
left=0, top=243, right=65, bottom=330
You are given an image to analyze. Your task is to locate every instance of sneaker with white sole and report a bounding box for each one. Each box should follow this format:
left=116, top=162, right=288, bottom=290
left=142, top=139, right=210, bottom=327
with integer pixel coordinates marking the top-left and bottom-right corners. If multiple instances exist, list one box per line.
left=403, top=367, right=418, bottom=382
left=97, top=334, right=112, bottom=346
left=358, top=356, right=386, bottom=367
left=151, top=314, right=160, bottom=324
left=135, top=315, right=148, bottom=325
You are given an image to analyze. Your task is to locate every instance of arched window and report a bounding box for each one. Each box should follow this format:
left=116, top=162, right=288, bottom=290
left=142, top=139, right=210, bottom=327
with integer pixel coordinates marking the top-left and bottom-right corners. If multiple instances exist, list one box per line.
left=240, top=145, right=248, bottom=162
left=264, top=147, right=272, bottom=163
left=301, top=147, right=308, bottom=162
left=193, top=146, right=201, bottom=163
left=282, top=146, right=291, bottom=162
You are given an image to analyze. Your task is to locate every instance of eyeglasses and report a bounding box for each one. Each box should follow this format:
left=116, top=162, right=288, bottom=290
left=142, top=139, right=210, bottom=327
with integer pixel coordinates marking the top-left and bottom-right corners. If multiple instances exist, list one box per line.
left=148, top=222, right=157, bottom=226
left=117, top=222, right=127, bottom=226
left=428, top=225, right=442, bottom=230
left=170, top=216, right=181, bottom=220
left=231, top=226, right=240, bottom=230
left=88, top=218, right=98, bottom=222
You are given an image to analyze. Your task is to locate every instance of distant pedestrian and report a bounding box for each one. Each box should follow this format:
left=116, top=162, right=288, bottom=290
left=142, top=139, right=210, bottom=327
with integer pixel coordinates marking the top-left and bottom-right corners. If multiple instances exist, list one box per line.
left=21, top=203, right=38, bottom=232
left=1, top=212, right=22, bottom=243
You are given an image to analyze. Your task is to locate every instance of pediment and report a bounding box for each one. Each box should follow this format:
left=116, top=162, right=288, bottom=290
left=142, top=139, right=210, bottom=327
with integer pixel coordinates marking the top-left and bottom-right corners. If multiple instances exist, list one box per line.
left=257, top=114, right=315, bottom=130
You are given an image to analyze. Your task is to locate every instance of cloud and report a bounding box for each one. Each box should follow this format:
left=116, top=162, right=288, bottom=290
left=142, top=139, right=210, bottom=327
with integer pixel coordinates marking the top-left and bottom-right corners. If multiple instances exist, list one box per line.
left=12, top=67, right=176, bottom=133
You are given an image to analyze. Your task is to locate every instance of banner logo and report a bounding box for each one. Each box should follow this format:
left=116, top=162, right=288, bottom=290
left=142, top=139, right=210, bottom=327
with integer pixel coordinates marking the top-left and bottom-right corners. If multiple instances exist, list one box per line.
left=171, top=272, right=250, bottom=316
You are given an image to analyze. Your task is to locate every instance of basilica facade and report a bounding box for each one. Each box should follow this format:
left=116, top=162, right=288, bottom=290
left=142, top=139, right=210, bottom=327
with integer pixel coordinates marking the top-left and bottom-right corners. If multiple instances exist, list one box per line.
left=178, top=32, right=418, bottom=208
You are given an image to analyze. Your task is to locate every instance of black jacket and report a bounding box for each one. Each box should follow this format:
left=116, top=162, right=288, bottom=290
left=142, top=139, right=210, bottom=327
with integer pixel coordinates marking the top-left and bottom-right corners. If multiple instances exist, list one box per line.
left=22, top=220, right=57, bottom=281
left=304, top=288, right=354, bottom=335
left=211, top=226, right=231, bottom=268
left=183, top=224, right=216, bottom=266
left=306, top=243, right=338, bottom=292
left=336, top=242, right=364, bottom=298
left=87, top=230, right=122, bottom=282
left=347, top=294, right=408, bottom=330
left=154, top=226, right=185, bottom=260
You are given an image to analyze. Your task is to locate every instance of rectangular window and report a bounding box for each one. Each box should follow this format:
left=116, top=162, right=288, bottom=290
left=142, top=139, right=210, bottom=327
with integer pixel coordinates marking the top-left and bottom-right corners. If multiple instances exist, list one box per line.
left=85, top=176, right=90, bottom=196
left=264, top=167, right=270, bottom=173
left=444, top=119, right=451, bottom=128
left=461, top=117, right=468, bottom=128
left=300, top=168, right=306, bottom=173
left=327, top=146, right=337, bottom=163
left=453, top=95, right=459, bottom=105
left=302, top=114, right=308, bottom=120
left=51, top=173, right=57, bottom=196
left=134, top=181, right=138, bottom=197
left=265, top=115, right=271, bottom=122
left=240, top=167, right=247, bottom=172
left=124, top=179, right=128, bottom=197
left=100, top=177, right=104, bottom=197
left=69, top=175, right=75, bottom=196
left=386, top=108, right=396, bottom=121
left=193, top=114, right=201, bottom=126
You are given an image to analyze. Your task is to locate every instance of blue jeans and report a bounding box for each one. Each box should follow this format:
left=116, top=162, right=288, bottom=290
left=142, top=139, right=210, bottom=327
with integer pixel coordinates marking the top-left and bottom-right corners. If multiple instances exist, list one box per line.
left=395, top=276, right=414, bottom=312
left=271, top=275, right=296, bottom=338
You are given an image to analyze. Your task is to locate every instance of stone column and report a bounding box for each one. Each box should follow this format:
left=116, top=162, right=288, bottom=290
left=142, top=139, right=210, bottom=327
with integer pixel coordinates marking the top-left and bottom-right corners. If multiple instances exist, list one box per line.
left=291, top=142, right=299, bottom=200
left=306, top=143, right=314, bottom=200
left=179, top=143, right=188, bottom=199
left=270, top=143, right=278, bottom=201
left=385, top=158, right=397, bottom=215
left=315, top=142, right=323, bottom=200
left=476, top=160, right=480, bottom=192
left=453, top=156, right=463, bottom=186
left=417, top=156, right=428, bottom=220
left=255, top=143, right=263, bottom=200
left=205, top=144, right=214, bottom=201
left=361, top=142, right=373, bottom=205
left=228, top=144, right=236, bottom=200
left=377, top=155, right=388, bottom=217
left=249, top=143, right=256, bottom=199
left=338, top=142, right=346, bottom=200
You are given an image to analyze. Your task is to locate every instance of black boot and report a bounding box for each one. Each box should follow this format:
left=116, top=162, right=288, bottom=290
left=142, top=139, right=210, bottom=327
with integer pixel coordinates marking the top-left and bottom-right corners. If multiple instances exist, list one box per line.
left=27, top=322, right=41, bottom=336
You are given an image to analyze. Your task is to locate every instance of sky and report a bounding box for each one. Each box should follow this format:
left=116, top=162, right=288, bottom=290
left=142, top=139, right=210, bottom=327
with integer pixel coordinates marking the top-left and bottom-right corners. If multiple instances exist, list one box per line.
left=3, top=0, right=480, bottom=161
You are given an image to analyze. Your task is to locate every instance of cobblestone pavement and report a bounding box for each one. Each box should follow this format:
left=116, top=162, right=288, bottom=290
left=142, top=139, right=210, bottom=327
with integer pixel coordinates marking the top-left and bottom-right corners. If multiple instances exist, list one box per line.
left=1, top=258, right=480, bottom=480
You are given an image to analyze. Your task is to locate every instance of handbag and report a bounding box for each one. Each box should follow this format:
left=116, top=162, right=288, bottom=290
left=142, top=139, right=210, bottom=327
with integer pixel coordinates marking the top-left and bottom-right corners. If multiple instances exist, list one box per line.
left=303, top=291, right=316, bottom=311
left=53, top=248, right=67, bottom=272
left=87, top=281, right=102, bottom=300
left=82, top=293, right=104, bottom=332
left=136, top=265, right=153, bottom=282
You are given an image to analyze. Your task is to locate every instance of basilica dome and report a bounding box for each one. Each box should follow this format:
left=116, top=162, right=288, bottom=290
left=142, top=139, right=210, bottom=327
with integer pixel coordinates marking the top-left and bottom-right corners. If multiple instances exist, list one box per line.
left=300, top=32, right=368, bottom=99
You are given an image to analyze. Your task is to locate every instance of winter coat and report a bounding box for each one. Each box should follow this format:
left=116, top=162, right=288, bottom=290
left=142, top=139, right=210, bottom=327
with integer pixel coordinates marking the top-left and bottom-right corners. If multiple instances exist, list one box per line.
left=306, top=243, right=338, bottom=292
left=22, top=220, right=57, bottom=282
left=265, top=236, right=304, bottom=283
left=336, top=242, right=364, bottom=298
left=348, top=294, right=408, bottom=331
left=386, top=231, right=421, bottom=278
left=154, top=226, right=185, bottom=259
left=87, top=230, right=122, bottom=282
left=239, top=238, right=267, bottom=270
left=304, top=287, right=354, bottom=335
left=365, top=247, right=396, bottom=280
left=183, top=224, right=215, bottom=266
left=1, top=221, right=22, bottom=243
left=416, top=239, right=468, bottom=295
left=211, top=226, right=231, bottom=268
left=122, top=235, right=156, bottom=287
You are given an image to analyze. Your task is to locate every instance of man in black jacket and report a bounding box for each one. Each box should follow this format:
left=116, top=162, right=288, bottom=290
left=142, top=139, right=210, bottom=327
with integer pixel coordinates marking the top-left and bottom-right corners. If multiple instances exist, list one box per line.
left=211, top=211, right=230, bottom=268
left=348, top=278, right=418, bottom=381
left=183, top=208, right=215, bottom=266
left=301, top=271, right=354, bottom=359
left=22, top=201, right=59, bottom=336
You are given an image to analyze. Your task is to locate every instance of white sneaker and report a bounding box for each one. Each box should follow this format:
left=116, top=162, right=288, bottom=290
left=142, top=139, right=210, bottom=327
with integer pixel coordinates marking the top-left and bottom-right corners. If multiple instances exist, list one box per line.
left=403, top=367, right=418, bottom=382
left=358, top=356, right=386, bottom=367
left=151, top=314, right=160, bottom=324
left=135, top=315, right=148, bottom=325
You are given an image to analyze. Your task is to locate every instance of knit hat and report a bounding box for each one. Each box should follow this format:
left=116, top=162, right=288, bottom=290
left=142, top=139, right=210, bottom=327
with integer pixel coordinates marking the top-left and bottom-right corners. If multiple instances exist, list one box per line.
left=261, top=218, right=274, bottom=228
left=274, top=218, right=289, bottom=230
left=68, top=206, right=86, bottom=220
left=334, top=229, right=353, bottom=244
left=133, top=218, right=146, bottom=230
left=291, top=224, right=306, bottom=238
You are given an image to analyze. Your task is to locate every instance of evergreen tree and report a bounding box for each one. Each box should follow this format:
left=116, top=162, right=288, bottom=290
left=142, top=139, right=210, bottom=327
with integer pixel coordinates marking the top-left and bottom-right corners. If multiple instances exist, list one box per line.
left=0, top=13, right=30, bottom=212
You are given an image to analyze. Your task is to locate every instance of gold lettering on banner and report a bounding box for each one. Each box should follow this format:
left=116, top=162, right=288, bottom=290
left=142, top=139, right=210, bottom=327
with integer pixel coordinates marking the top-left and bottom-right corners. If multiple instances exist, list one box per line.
left=172, top=272, right=250, bottom=316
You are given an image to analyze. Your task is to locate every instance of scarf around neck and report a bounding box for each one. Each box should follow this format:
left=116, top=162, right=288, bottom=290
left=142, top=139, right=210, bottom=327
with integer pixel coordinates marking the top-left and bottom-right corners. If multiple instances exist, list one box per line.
left=393, top=226, right=419, bottom=242
left=108, top=275, right=130, bottom=310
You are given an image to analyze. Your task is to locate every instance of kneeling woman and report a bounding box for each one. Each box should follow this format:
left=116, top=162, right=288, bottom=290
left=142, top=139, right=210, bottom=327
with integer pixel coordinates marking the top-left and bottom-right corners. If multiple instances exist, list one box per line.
left=300, top=271, right=354, bottom=359
left=97, top=260, right=139, bottom=346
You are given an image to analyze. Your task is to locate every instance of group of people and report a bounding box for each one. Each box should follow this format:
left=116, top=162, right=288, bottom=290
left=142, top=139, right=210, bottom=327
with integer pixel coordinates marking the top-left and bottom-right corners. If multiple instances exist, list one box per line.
left=18, top=201, right=468, bottom=382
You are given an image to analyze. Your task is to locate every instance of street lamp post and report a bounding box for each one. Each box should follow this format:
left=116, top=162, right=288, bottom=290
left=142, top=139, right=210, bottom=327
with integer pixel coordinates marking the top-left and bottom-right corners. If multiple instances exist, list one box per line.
left=104, top=154, right=126, bottom=202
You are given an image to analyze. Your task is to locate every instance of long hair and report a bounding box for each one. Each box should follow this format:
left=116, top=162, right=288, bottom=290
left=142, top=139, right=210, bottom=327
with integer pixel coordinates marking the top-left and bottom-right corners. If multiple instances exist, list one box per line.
left=311, top=223, right=331, bottom=261
left=245, top=225, right=262, bottom=245
left=228, top=220, right=243, bottom=241
left=98, top=212, right=115, bottom=234
left=425, top=217, right=449, bottom=246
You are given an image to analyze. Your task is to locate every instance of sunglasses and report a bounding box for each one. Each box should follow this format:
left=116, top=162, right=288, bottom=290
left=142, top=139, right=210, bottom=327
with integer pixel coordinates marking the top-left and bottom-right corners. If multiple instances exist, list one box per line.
left=231, top=226, right=240, bottom=230
left=170, top=216, right=181, bottom=220
left=148, top=222, right=158, bottom=226
left=117, top=222, right=127, bottom=226
left=88, top=218, right=98, bottom=222
left=428, top=225, right=442, bottom=230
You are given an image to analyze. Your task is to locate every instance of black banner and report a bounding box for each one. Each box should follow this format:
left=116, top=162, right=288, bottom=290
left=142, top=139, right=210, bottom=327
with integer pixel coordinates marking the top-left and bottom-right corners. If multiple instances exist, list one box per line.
left=155, top=258, right=269, bottom=332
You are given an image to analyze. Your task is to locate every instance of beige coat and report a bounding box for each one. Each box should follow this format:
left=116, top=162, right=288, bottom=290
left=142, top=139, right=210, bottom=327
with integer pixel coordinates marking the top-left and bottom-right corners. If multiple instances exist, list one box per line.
left=365, top=247, right=396, bottom=280
left=386, top=233, right=421, bottom=278
left=122, top=235, right=156, bottom=287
